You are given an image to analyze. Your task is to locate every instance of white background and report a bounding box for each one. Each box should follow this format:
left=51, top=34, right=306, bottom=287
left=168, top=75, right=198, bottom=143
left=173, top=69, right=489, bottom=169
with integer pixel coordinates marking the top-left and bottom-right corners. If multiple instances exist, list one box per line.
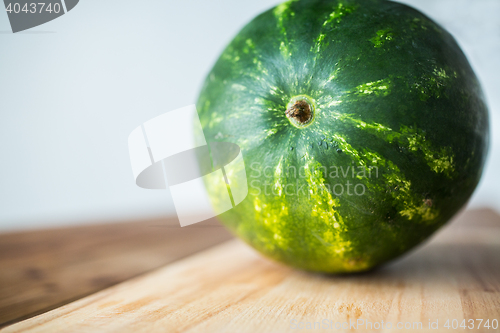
left=0, top=0, right=498, bottom=231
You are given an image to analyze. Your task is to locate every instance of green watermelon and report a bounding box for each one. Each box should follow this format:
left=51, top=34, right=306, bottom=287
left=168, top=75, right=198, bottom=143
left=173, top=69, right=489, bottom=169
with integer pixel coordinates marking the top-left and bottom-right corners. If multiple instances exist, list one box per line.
left=195, top=0, right=489, bottom=273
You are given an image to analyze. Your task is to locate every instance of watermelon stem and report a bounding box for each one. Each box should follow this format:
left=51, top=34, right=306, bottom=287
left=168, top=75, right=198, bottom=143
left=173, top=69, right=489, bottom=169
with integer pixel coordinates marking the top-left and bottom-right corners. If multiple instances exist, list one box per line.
left=285, top=95, right=316, bottom=128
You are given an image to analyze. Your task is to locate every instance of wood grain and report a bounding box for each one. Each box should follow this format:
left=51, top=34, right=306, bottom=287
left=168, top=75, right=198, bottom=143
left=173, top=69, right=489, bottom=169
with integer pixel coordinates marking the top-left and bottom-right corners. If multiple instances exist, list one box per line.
left=2, top=209, right=499, bottom=333
left=0, top=216, right=232, bottom=327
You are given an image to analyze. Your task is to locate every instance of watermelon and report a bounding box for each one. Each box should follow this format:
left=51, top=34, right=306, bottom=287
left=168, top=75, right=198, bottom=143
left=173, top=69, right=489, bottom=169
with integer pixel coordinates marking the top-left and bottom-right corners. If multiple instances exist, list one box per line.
left=195, top=0, right=489, bottom=273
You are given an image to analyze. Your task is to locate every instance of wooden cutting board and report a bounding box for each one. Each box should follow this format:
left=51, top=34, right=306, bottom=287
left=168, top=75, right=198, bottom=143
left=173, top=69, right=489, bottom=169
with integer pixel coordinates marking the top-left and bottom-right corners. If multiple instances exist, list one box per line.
left=1, top=209, right=499, bottom=332
left=0, top=216, right=232, bottom=327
